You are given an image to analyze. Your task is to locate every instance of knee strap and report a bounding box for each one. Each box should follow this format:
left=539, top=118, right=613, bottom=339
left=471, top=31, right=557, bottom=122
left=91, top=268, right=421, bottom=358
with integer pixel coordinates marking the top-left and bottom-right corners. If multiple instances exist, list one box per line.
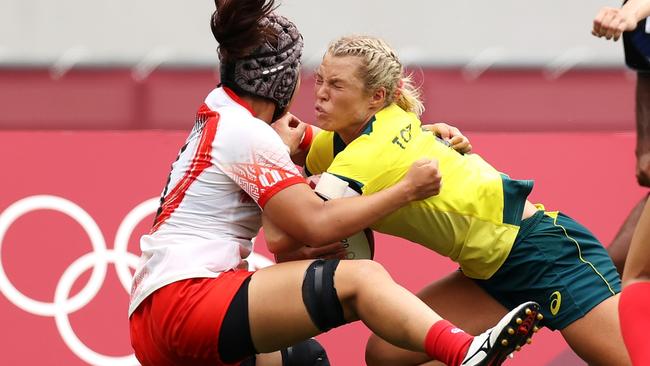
left=281, top=338, right=330, bottom=366
left=301, top=259, right=346, bottom=332
left=240, top=339, right=330, bottom=366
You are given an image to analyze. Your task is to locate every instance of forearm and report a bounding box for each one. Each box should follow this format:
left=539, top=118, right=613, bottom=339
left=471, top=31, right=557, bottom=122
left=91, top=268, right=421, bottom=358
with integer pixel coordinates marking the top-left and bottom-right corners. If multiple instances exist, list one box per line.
left=274, top=250, right=303, bottom=263
left=290, top=149, right=309, bottom=167
left=623, top=0, right=650, bottom=20
left=264, top=181, right=414, bottom=247
left=264, top=214, right=349, bottom=262
left=264, top=158, right=439, bottom=247
left=622, top=199, right=650, bottom=285
left=302, top=183, right=413, bottom=245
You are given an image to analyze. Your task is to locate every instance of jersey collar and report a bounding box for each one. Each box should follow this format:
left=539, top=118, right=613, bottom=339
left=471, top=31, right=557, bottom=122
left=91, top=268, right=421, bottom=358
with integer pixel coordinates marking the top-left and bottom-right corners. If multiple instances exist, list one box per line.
left=204, top=86, right=255, bottom=116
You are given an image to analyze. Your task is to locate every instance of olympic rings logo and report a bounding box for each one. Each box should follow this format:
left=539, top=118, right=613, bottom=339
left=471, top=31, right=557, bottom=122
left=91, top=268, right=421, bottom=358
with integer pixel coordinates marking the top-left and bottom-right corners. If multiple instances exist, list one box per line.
left=0, top=195, right=274, bottom=366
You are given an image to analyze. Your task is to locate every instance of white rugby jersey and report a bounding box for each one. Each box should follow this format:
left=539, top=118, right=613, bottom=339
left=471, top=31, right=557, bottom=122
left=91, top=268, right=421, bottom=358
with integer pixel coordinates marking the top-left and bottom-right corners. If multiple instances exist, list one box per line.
left=129, top=87, right=304, bottom=316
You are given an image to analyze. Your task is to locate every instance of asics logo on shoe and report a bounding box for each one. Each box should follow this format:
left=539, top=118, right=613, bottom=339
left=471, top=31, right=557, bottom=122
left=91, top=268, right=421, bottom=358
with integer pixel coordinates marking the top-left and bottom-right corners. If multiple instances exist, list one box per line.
left=549, top=291, right=562, bottom=316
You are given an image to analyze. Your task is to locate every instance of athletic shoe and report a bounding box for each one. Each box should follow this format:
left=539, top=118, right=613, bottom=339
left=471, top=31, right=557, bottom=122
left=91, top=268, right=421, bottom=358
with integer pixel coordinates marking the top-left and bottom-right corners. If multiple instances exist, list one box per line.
left=461, top=301, right=542, bottom=365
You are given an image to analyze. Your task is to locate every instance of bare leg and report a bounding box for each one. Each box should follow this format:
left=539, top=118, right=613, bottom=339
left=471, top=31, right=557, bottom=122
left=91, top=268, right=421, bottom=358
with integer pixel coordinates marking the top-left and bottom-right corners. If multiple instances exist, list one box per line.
left=254, top=352, right=282, bottom=366
left=608, top=195, right=648, bottom=274
left=608, top=74, right=650, bottom=276
left=247, top=259, right=441, bottom=353
left=635, top=73, right=650, bottom=187
left=367, top=272, right=630, bottom=366
left=366, top=272, right=507, bottom=366
left=560, top=294, right=631, bottom=366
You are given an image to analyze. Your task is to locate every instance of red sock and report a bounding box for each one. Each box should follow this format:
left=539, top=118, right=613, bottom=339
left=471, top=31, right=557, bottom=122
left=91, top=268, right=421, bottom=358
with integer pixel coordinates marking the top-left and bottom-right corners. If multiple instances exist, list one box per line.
left=424, top=320, right=473, bottom=366
left=619, top=282, right=650, bottom=366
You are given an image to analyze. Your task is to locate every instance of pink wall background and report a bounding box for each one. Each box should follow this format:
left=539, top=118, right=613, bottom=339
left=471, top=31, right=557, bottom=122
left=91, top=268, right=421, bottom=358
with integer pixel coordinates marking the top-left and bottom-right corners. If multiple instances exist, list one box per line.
left=0, top=67, right=641, bottom=365
left=0, top=68, right=635, bottom=131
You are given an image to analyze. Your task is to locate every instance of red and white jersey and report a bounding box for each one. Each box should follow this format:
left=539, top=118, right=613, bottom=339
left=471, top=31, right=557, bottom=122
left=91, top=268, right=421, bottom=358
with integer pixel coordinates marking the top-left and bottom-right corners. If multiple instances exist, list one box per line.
left=129, top=87, right=304, bottom=316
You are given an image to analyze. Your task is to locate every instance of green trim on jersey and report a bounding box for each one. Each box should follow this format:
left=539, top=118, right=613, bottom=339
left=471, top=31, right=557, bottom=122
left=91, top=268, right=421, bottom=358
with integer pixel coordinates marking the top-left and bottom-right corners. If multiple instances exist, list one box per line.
left=305, top=104, right=534, bottom=279
left=501, top=174, right=534, bottom=225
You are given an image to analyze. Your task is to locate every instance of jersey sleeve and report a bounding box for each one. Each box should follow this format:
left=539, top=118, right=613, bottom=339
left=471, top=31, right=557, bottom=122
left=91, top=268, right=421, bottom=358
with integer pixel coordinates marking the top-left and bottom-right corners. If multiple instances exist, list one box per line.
left=326, top=136, right=379, bottom=194
left=216, top=116, right=305, bottom=208
left=304, top=130, right=335, bottom=177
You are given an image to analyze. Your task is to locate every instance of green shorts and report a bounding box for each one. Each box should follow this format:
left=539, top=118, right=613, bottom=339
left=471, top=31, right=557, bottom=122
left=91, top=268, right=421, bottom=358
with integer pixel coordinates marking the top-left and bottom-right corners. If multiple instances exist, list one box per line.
left=472, top=210, right=621, bottom=330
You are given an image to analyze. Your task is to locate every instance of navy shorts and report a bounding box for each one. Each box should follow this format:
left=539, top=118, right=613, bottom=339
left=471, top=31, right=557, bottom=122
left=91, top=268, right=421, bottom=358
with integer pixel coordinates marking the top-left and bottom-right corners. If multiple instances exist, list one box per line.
left=623, top=16, right=650, bottom=72
left=472, top=210, right=621, bottom=330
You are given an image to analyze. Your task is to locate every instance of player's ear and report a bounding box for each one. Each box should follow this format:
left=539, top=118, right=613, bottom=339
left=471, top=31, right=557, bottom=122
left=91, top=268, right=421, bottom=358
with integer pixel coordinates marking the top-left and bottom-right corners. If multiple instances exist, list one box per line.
left=369, top=87, right=386, bottom=108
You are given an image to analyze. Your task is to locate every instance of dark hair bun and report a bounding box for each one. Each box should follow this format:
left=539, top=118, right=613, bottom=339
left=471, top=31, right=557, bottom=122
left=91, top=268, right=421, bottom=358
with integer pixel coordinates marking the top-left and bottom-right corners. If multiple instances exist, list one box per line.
left=210, top=0, right=276, bottom=60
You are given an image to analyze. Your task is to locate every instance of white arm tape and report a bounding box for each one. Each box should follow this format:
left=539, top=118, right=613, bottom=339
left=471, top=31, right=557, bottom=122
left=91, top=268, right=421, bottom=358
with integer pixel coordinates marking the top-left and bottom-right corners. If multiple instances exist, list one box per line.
left=314, top=172, right=350, bottom=200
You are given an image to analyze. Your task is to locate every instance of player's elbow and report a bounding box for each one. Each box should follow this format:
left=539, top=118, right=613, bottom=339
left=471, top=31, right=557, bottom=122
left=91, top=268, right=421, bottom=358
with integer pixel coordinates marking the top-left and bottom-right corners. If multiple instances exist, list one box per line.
left=266, top=236, right=290, bottom=254
left=264, top=226, right=303, bottom=254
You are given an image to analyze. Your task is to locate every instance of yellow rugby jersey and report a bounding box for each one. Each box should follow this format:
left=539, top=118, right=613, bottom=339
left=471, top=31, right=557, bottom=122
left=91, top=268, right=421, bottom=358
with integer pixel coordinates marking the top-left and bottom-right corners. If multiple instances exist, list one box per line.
left=305, top=104, right=533, bottom=279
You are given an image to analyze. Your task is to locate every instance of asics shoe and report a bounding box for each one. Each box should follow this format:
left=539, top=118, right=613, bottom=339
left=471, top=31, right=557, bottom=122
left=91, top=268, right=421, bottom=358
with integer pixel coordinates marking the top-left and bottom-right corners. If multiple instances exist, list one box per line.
left=461, top=301, right=542, bottom=366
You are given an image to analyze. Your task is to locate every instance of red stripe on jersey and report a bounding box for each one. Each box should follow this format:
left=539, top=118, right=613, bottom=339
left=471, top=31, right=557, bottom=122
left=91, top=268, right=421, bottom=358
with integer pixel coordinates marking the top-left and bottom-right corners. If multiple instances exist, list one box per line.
left=223, top=87, right=255, bottom=116
left=151, top=113, right=219, bottom=233
left=197, top=103, right=216, bottom=117
left=258, top=176, right=306, bottom=208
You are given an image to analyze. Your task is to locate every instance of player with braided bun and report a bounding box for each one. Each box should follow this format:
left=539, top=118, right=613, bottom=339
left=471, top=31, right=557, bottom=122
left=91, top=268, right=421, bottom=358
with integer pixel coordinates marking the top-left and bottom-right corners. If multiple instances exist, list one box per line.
left=331, top=36, right=425, bottom=116
left=128, top=1, right=541, bottom=366
left=268, top=34, right=629, bottom=365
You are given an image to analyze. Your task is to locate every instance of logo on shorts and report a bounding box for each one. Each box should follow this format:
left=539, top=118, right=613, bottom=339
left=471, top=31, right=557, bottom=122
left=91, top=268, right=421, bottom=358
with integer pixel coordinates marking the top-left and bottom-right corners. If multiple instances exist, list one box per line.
left=549, top=291, right=562, bottom=316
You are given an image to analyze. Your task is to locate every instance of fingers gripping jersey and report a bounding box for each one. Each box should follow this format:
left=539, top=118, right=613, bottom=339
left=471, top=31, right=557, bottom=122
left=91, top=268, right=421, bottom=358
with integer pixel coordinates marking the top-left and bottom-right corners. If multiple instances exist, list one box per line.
left=129, top=87, right=304, bottom=316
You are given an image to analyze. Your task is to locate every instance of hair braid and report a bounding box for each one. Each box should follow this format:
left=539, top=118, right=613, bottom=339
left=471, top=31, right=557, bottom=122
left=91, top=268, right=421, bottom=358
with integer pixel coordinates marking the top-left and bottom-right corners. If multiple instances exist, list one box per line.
left=326, top=36, right=424, bottom=116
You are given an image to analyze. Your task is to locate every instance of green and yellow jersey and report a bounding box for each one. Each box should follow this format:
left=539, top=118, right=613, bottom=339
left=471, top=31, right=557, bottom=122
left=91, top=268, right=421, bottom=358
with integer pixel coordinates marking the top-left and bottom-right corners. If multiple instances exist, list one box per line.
left=305, top=104, right=534, bottom=279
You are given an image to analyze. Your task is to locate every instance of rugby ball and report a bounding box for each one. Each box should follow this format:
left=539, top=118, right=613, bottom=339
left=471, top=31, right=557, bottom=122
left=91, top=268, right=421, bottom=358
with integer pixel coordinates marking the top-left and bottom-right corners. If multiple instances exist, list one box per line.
left=340, top=228, right=375, bottom=260
left=307, top=173, right=375, bottom=260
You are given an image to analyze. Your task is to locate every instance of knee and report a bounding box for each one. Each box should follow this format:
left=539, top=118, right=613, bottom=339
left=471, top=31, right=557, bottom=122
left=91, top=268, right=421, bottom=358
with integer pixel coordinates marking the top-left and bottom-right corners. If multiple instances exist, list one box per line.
left=635, top=163, right=650, bottom=187
left=334, top=260, right=392, bottom=322
left=281, top=338, right=329, bottom=366
left=347, top=260, right=391, bottom=286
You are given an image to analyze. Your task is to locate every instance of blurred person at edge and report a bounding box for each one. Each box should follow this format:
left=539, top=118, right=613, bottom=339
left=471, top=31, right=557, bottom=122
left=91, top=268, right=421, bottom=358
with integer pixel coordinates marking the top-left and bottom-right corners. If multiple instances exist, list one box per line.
left=270, top=35, right=629, bottom=365
left=617, top=194, right=650, bottom=366
left=592, top=0, right=650, bottom=275
left=593, top=1, right=650, bottom=365
left=127, top=1, right=542, bottom=366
